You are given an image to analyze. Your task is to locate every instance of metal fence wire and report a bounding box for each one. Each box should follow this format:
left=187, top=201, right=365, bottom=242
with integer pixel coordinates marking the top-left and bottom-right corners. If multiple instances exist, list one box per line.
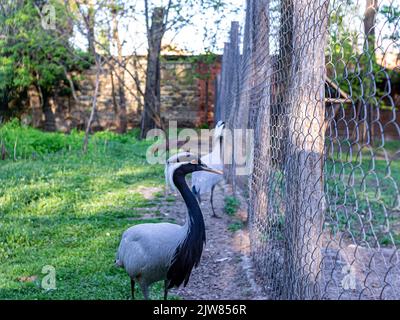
left=215, top=0, right=400, bottom=299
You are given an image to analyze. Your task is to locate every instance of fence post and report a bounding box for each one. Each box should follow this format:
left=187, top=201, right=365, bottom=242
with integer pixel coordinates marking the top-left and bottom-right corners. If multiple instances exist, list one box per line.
left=214, top=75, right=220, bottom=124
left=246, top=0, right=275, bottom=292
left=233, top=0, right=253, bottom=192
left=283, top=0, right=329, bottom=299
left=220, top=22, right=240, bottom=188
left=225, top=21, right=240, bottom=125
left=219, top=42, right=229, bottom=122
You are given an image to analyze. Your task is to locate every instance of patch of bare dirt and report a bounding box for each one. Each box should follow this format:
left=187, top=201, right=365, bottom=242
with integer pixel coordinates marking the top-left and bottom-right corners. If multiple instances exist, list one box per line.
left=135, top=186, right=163, bottom=200
left=321, top=233, right=400, bottom=299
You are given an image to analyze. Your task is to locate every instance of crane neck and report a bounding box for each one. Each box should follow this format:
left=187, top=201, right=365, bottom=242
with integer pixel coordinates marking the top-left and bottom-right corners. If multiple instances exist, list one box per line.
left=172, top=173, right=204, bottom=228
left=212, top=135, right=223, bottom=160
left=167, top=169, right=206, bottom=289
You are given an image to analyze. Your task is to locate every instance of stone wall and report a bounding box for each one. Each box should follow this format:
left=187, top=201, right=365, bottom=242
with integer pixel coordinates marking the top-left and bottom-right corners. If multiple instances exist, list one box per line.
left=22, top=55, right=221, bottom=132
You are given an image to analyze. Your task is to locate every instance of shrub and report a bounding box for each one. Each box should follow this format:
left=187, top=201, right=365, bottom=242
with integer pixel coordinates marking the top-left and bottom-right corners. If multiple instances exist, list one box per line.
left=0, top=120, right=141, bottom=160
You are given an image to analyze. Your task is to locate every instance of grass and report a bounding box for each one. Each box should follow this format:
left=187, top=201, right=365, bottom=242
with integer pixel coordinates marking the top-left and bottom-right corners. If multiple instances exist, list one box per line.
left=224, top=196, right=240, bottom=216
left=0, top=119, right=141, bottom=160
left=224, top=196, right=243, bottom=233
left=253, top=140, right=400, bottom=247
left=0, top=122, right=172, bottom=300
left=228, top=221, right=244, bottom=233
left=1, top=121, right=399, bottom=299
left=325, top=140, right=400, bottom=246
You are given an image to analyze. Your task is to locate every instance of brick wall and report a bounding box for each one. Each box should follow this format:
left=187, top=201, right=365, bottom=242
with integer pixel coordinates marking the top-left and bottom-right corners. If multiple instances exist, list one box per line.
left=22, top=55, right=221, bottom=132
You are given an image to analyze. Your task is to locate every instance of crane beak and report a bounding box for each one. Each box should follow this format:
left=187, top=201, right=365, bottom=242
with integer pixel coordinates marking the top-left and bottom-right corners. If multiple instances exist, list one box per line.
left=201, top=165, right=223, bottom=175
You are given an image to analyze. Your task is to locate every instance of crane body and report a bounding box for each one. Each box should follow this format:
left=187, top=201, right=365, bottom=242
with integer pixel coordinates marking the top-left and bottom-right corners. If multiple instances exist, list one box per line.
left=191, top=121, right=225, bottom=217
left=116, top=152, right=222, bottom=299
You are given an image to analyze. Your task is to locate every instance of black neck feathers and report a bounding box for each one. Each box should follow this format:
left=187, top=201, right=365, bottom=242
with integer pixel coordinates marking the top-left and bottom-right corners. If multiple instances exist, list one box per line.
left=167, top=168, right=206, bottom=289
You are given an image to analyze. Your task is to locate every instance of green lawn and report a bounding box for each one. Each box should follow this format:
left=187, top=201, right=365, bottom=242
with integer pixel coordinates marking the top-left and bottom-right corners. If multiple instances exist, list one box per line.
left=325, top=140, right=400, bottom=246
left=253, top=140, right=400, bottom=247
left=0, top=123, right=170, bottom=299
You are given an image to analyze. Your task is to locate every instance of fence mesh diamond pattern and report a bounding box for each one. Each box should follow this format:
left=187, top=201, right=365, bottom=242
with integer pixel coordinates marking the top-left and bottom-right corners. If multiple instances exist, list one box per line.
left=215, top=0, right=400, bottom=299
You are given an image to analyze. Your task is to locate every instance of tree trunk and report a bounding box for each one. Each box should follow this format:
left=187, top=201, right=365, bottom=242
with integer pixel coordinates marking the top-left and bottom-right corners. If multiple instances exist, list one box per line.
left=361, top=0, right=378, bottom=144
left=40, top=87, right=56, bottom=132
left=86, top=0, right=96, bottom=56
left=271, top=0, right=293, bottom=169
left=117, top=72, right=127, bottom=133
left=364, top=0, right=378, bottom=54
left=110, top=70, right=118, bottom=114
left=1, top=140, right=7, bottom=160
left=247, top=0, right=273, bottom=293
left=82, top=0, right=101, bottom=154
left=112, top=2, right=127, bottom=133
left=82, top=60, right=101, bottom=153
left=140, top=7, right=165, bottom=139
left=0, top=90, right=9, bottom=122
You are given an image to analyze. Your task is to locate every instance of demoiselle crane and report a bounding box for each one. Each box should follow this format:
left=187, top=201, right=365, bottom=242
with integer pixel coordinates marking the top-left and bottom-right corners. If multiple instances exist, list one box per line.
left=191, top=121, right=225, bottom=218
left=115, top=152, right=222, bottom=300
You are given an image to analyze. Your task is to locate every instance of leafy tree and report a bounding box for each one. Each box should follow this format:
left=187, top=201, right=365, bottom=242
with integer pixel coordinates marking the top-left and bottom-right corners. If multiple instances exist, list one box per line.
left=0, top=0, right=92, bottom=129
left=139, top=0, right=229, bottom=139
left=327, top=0, right=400, bottom=143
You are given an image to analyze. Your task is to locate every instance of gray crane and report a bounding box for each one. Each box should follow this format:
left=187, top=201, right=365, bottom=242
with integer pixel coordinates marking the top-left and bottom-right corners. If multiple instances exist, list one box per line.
left=191, top=121, right=225, bottom=218
left=115, top=152, right=222, bottom=300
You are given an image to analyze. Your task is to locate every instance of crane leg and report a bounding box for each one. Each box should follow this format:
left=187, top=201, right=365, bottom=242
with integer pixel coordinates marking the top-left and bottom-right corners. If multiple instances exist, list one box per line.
left=140, top=282, right=150, bottom=300
left=130, top=278, right=135, bottom=300
left=210, top=184, right=220, bottom=218
left=164, top=280, right=169, bottom=300
left=192, top=186, right=201, bottom=203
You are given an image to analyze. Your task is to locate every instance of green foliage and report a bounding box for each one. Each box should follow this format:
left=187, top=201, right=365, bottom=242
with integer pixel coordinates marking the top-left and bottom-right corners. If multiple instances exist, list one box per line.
left=0, top=120, right=79, bottom=158
left=0, top=120, right=141, bottom=160
left=328, top=32, right=385, bottom=103
left=327, top=1, right=400, bottom=108
left=0, top=1, right=93, bottom=118
left=224, top=196, right=240, bottom=216
left=228, top=221, right=243, bottom=232
left=380, top=4, right=400, bottom=48
left=189, top=51, right=219, bottom=80
left=0, top=126, right=172, bottom=299
left=197, top=123, right=210, bottom=129
left=324, top=141, right=400, bottom=246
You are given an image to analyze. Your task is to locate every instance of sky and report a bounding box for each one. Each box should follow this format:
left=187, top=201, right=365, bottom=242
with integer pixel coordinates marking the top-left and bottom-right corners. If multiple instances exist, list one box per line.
left=71, top=0, right=399, bottom=58
left=73, top=0, right=246, bottom=56
left=334, top=0, right=398, bottom=51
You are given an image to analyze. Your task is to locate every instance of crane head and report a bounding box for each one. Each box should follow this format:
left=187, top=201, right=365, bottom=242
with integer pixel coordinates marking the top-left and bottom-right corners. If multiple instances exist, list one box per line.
left=165, top=152, right=223, bottom=190
left=213, top=121, right=225, bottom=140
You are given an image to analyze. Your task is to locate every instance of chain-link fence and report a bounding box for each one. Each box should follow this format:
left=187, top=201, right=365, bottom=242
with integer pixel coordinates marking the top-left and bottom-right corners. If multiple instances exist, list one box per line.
left=215, top=0, right=400, bottom=299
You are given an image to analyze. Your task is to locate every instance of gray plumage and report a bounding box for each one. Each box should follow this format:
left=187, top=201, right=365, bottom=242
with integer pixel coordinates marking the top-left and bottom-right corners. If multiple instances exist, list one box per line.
left=116, top=222, right=184, bottom=299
